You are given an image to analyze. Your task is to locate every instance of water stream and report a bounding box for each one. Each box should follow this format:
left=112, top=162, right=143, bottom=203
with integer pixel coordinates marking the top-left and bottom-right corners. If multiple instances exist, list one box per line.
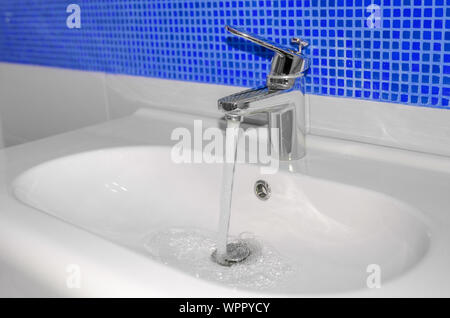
left=215, top=118, right=241, bottom=261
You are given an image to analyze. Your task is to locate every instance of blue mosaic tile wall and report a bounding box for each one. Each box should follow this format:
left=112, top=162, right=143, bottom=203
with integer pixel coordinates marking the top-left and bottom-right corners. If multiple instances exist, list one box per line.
left=0, top=0, right=449, bottom=108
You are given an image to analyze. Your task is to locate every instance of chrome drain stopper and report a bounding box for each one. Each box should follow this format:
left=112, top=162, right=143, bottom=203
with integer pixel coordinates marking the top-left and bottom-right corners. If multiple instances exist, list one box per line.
left=254, top=180, right=271, bottom=201
left=211, top=241, right=251, bottom=266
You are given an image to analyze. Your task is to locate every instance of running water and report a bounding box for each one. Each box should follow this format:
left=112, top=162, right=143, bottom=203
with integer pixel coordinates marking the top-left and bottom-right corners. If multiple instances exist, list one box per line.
left=141, top=117, right=296, bottom=287
left=216, top=117, right=241, bottom=261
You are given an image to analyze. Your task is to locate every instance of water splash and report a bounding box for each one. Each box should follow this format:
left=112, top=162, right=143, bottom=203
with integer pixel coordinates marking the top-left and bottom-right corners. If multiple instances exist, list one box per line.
left=143, top=228, right=295, bottom=290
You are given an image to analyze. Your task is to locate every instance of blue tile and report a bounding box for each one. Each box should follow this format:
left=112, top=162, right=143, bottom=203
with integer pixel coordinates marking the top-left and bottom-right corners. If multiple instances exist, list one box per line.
left=0, top=0, right=448, bottom=108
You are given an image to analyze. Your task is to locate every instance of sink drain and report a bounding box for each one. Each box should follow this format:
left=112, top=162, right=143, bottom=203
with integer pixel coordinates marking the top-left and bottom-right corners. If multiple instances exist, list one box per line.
left=211, top=241, right=251, bottom=266
left=254, top=180, right=271, bottom=201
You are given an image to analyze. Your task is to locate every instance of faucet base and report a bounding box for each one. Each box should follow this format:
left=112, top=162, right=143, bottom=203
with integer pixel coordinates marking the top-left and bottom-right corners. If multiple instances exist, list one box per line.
left=219, top=88, right=307, bottom=162
left=269, top=104, right=306, bottom=161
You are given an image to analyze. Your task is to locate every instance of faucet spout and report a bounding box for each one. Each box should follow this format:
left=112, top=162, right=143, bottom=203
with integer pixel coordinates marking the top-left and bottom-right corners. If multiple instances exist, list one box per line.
left=219, top=87, right=306, bottom=161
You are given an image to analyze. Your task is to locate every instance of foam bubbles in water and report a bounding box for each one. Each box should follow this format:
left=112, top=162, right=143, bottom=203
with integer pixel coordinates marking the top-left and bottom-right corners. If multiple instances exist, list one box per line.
left=143, top=228, right=295, bottom=290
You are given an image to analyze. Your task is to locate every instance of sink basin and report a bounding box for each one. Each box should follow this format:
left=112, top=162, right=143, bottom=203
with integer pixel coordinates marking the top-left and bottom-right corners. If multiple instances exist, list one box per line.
left=12, top=146, right=430, bottom=294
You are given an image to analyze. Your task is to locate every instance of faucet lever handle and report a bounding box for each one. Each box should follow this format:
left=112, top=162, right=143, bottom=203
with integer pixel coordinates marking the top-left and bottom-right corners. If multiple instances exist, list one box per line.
left=225, top=25, right=299, bottom=58
left=225, top=25, right=310, bottom=90
left=291, top=38, right=309, bottom=54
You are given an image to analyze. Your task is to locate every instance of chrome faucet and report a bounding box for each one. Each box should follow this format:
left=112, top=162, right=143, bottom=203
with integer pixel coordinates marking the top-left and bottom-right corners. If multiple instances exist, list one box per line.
left=218, top=26, right=310, bottom=160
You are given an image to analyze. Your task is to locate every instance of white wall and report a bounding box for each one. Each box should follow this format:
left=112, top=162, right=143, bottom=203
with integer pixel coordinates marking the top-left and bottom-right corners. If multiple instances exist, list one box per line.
left=0, top=63, right=109, bottom=147
left=308, top=94, right=450, bottom=157
left=1, top=62, right=450, bottom=158
left=0, top=113, right=4, bottom=148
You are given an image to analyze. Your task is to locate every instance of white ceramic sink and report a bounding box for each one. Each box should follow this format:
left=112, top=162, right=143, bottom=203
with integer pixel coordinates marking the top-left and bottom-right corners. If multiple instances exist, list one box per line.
left=12, top=146, right=430, bottom=294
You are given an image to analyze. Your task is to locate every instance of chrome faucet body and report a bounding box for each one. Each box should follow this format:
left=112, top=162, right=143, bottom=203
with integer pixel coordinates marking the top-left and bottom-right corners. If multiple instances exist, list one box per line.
left=218, top=26, right=310, bottom=161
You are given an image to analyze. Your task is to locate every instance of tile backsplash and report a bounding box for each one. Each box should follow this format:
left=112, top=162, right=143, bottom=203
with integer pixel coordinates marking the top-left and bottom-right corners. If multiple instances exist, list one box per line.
left=0, top=0, right=449, bottom=108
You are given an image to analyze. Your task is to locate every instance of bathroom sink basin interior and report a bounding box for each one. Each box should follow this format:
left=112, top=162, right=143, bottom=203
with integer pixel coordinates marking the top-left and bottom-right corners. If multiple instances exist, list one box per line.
left=12, top=146, right=430, bottom=294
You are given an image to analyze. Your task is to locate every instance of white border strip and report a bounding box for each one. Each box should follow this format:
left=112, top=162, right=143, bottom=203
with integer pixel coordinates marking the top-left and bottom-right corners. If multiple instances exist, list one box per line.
left=308, top=94, right=450, bottom=157
left=2, top=63, right=449, bottom=157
